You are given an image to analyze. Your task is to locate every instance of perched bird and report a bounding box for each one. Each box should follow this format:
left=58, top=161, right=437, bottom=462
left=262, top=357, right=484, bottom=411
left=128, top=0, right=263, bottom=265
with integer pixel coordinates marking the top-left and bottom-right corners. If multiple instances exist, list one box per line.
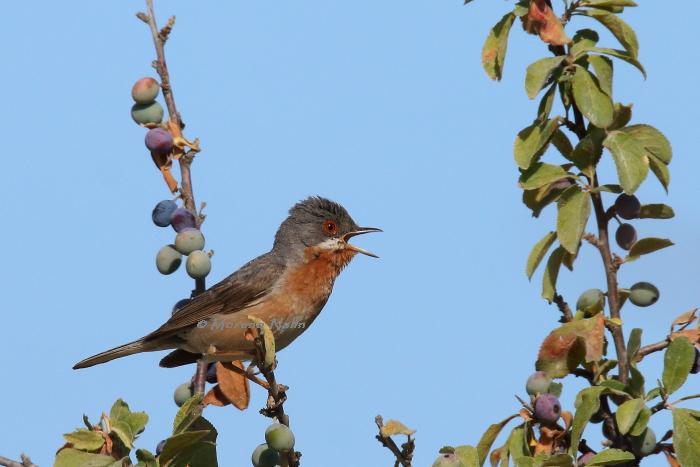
left=74, top=197, right=380, bottom=369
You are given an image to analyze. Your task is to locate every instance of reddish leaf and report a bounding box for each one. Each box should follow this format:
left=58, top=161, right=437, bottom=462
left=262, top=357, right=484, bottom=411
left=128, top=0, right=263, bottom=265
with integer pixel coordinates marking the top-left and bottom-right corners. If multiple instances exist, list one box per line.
left=202, top=384, right=230, bottom=408
left=522, top=0, right=570, bottom=46
left=217, top=361, right=250, bottom=410
left=536, top=315, right=605, bottom=378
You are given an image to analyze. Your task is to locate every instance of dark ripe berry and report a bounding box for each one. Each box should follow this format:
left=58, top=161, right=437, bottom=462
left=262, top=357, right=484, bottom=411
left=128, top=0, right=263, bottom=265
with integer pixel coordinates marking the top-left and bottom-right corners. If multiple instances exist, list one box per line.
left=131, top=101, right=164, bottom=125
left=577, top=452, right=595, bottom=466
left=265, top=423, right=295, bottom=452
left=629, top=282, right=660, bottom=307
left=533, top=393, right=561, bottom=424
left=691, top=349, right=700, bottom=375
left=614, top=194, right=641, bottom=220
left=251, top=443, right=280, bottom=467
left=576, top=289, right=605, bottom=315
left=145, top=128, right=174, bottom=155
left=615, top=223, right=637, bottom=250
left=131, top=77, right=160, bottom=104
left=156, top=439, right=166, bottom=456
left=432, top=453, right=464, bottom=467
left=170, top=207, right=197, bottom=232
left=206, top=363, right=218, bottom=383
left=171, top=298, right=191, bottom=315
left=152, top=199, right=178, bottom=227
left=525, top=371, right=552, bottom=396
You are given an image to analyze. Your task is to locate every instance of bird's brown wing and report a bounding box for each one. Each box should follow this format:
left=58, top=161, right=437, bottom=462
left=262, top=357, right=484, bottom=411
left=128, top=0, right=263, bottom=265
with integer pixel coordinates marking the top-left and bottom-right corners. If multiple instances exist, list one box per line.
left=143, top=252, right=286, bottom=342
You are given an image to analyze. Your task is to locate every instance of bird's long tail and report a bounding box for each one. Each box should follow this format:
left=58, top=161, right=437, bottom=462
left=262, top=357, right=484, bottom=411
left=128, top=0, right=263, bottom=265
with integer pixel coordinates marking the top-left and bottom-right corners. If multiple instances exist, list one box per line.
left=73, top=338, right=173, bottom=369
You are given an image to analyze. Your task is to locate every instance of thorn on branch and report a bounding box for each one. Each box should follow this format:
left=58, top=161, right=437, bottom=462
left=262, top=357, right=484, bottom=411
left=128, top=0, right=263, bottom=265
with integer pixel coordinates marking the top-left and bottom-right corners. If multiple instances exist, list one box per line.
left=0, top=454, right=38, bottom=467
left=159, top=16, right=175, bottom=42
left=136, top=12, right=150, bottom=23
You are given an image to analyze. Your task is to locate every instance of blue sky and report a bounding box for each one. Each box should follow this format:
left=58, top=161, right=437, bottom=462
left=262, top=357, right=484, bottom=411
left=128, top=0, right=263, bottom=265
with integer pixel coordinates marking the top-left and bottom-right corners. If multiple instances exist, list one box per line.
left=1, top=1, right=698, bottom=466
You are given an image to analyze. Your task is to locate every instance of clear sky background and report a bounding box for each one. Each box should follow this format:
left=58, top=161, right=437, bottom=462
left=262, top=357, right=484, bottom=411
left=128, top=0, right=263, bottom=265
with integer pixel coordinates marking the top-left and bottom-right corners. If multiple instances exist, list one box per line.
left=1, top=2, right=698, bottom=466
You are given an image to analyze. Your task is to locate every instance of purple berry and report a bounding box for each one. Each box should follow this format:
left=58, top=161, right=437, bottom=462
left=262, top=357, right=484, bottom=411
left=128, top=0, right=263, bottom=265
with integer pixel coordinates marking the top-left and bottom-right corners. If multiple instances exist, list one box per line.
left=614, top=194, right=641, bottom=220
left=691, top=348, right=700, bottom=375
left=534, top=393, right=561, bottom=424
left=131, top=77, right=160, bottom=104
left=615, top=223, right=637, bottom=250
left=170, top=208, right=197, bottom=232
left=152, top=199, right=178, bottom=227
left=156, top=439, right=166, bottom=456
left=206, top=363, right=218, bottom=384
left=145, top=128, right=174, bottom=155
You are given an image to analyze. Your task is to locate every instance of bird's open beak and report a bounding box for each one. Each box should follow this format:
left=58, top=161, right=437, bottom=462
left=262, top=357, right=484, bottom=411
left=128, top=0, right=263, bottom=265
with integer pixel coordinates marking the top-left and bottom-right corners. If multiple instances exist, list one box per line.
left=342, top=227, right=382, bottom=258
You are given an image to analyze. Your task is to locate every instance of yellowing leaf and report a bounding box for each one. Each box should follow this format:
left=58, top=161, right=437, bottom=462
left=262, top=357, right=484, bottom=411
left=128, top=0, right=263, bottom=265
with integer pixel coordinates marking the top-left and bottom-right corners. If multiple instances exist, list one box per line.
left=482, top=13, right=516, bottom=81
left=380, top=419, right=416, bottom=437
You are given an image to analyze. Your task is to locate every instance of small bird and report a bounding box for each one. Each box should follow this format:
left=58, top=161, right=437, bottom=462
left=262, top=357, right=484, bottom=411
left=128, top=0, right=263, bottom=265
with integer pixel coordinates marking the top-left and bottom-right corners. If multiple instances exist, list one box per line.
left=74, top=197, right=380, bottom=369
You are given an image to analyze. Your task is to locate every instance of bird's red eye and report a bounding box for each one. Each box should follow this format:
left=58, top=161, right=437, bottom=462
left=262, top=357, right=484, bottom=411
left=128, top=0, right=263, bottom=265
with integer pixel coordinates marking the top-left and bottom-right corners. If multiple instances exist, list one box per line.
left=322, top=220, right=338, bottom=236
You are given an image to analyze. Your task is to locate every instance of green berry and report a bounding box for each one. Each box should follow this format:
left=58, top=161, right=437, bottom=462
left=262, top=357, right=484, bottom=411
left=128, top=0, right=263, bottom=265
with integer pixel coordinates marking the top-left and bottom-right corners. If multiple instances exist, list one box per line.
left=526, top=371, right=552, bottom=396
left=131, top=77, right=160, bottom=104
left=265, top=423, right=295, bottom=452
left=251, top=443, right=280, bottom=467
left=186, top=250, right=211, bottom=279
left=432, top=453, right=465, bottom=467
left=629, top=282, right=660, bottom=307
left=156, top=245, right=182, bottom=275
left=173, top=382, right=193, bottom=407
left=576, top=289, right=605, bottom=315
left=131, top=101, right=164, bottom=125
left=630, top=428, right=656, bottom=457
left=175, top=228, right=205, bottom=255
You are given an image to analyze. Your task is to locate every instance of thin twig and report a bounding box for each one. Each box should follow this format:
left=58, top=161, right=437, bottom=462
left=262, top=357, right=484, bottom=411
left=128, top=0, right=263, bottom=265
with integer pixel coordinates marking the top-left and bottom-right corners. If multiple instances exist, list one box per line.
left=0, top=454, right=37, bottom=467
left=375, top=416, right=413, bottom=467
left=637, top=339, right=670, bottom=361
left=553, top=294, right=574, bottom=322
left=142, top=0, right=207, bottom=394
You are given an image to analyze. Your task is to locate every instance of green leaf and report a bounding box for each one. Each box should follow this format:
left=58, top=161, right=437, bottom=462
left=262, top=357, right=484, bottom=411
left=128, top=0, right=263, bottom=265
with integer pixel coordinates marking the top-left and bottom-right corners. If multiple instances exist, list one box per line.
left=514, top=119, right=560, bottom=170
left=454, top=445, right=480, bottom=467
left=581, top=0, right=638, bottom=7
left=627, top=328, right=642, bottom=363
left=537, top=85, right=557, bottom=123
left=526, top=231, right=557, bottom=280
left=586, top=449, right=635, bottom=465
left=622, top=124, right=672, bottom=163
left=542, top=246, right=566, bottom=303
left=551, top=129, right=574, bottom=159
left=625, top=237, right=674, bottom=262
left=571, top=65, right=614, bottom=128
left=570, top=128, right=605, bottom=177
left=648, top=154, right=670, bottom=192
left=135, top=449, right=158, bottom=467
left=556, top=186, right=591, bottom=254
left=663, top=337, right=695, bottom=395
left=569, top=386, right=606, bottom=455
left=582, top=9, right=639, bottom=57
left=476, top=414, right=519, bottom=466
left=603, top=131, right=649, bottom=194
left=173, top=393, right=204, bottom=435
left=62, top=430, right=105, bottom=451
left=590, top=184, right=622, bottom=194
left=159, top=431, right=211, bottom=466
left=536, top=453, right=575, bottom=466
left=628, top=405, right=650, bottom=436
left=526, top=57, right=566, bottom=99
left=54, top=449, right=120, bottom=467
left=615, top=398, right=644, bottom=435
left=639, top=204, right=674, bottom=219
left=482, top=13, right=516, bottom=81
left=571, top=29, right=600, bottom=57
left=673, top=409, right=700, bottom=465
left=108, top=399, right=148, bottom=449
left=589, top=55, right=613, bottom=97
left=507, top=425, right=530, bottom=461
left=588, top=47, right=646, bottom=78
left=519, top=163, right=572, bottom=191
left=610, top=103, right=633, bottom=130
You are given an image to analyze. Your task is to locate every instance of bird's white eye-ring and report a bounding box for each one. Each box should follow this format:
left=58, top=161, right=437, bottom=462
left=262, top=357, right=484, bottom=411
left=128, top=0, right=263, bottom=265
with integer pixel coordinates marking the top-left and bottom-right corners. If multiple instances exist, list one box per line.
left=322, top=220, right=338, bottom=236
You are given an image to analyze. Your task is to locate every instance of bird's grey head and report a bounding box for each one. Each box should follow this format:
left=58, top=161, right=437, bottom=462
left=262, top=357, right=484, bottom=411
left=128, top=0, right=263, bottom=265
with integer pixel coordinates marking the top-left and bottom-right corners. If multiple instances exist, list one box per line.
left=273, top=197, right=380, bottom=260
